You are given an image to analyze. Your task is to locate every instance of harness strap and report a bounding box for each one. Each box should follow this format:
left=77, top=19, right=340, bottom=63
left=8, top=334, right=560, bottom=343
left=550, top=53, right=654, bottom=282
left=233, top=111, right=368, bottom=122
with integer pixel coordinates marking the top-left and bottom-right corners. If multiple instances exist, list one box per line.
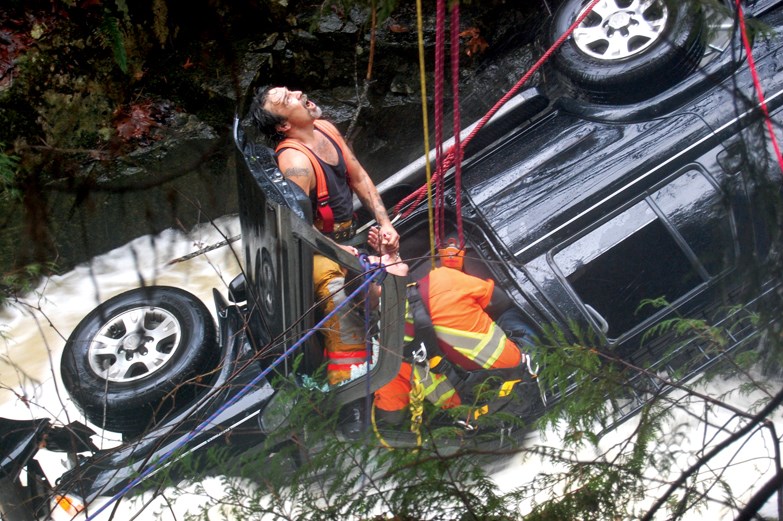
left=404, top=279, right=440, bottom=358
left=275, top=120, right=353, bottom=234
left=413, top=359, right=458, bottom=408
left=416, top=274, right=431, bottom=308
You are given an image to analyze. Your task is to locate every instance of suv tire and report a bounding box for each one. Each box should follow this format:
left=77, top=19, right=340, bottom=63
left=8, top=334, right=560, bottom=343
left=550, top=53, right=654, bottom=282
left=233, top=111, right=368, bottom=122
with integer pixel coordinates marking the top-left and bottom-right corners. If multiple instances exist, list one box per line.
left=60, top=286, right=218, bottom=436
left=551, top=0, right=706, bottom=103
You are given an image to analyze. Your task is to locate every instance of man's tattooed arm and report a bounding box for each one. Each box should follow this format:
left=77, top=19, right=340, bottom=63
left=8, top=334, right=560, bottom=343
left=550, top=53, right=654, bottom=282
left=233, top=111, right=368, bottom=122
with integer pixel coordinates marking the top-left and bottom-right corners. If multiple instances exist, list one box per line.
left=283, top=167, right=310, bottom=178
left=282, top=166, right=313, bottom=194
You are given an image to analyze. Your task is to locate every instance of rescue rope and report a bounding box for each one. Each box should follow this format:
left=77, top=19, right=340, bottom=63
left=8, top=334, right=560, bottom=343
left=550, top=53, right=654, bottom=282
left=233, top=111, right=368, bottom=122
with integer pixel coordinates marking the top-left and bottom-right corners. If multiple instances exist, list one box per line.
left=415, top=0, right=437, bottom=269
left=85, top=256, right=386, bottom=520
left=432, top=0, right=465, bottom=250
left=451, top=2, right=464, bottom=249
left=434, top=0, right=446, bottom=248
left=393, top=0, right=602, bottom=221
left=370, top=401, right=394, bottom=449
left=408, top=377, right=426, bottom=438
left=735, top=0, right=783, bottom=176
left=363, top=255, right=379, bottom=433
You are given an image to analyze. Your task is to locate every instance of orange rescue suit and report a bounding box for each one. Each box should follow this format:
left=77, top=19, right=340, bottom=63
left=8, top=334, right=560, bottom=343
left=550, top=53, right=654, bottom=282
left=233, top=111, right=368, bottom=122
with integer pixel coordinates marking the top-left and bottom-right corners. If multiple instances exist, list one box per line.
left=422, top=266, right=522, bottom=371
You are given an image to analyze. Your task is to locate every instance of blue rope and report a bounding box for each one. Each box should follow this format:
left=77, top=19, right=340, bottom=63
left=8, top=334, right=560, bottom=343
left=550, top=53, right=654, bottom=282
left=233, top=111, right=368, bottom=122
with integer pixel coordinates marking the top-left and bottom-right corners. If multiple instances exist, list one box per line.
left=86, top=257, right=386, bottom=520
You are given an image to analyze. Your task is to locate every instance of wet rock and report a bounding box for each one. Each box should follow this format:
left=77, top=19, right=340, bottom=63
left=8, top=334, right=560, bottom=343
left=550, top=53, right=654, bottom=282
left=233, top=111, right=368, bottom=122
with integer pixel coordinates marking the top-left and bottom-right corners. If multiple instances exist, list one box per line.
left=1, top=0, right=547, bottom=272
left=40, top=106, right=232, bottom=272
left=318, top=12, right=345, bottom=33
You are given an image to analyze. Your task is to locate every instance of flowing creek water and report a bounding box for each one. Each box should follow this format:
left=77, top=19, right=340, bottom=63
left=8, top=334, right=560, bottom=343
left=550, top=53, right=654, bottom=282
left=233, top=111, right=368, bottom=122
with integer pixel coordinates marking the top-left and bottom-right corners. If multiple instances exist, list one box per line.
left=0, top=216, right=780, bottom=520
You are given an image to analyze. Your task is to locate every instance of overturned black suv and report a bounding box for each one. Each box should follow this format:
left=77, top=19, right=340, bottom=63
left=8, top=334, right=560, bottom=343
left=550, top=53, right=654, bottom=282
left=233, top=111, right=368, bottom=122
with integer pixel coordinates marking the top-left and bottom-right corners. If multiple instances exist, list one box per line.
left=2, top=0, right=783, bottom=518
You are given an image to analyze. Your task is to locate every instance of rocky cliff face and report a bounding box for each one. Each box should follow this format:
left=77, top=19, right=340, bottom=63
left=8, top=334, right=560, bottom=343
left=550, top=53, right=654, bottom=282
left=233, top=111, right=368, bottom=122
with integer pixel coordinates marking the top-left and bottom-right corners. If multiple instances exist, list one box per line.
left=0, top=1, right=550, bottom=273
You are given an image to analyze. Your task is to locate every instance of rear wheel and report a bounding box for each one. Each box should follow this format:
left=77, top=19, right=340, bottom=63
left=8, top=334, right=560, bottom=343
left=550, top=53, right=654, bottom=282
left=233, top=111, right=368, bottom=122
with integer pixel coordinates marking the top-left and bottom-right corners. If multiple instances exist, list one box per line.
left=61, top=286, right=219, bottom=436
left=550, top=0, right=706, bottom=103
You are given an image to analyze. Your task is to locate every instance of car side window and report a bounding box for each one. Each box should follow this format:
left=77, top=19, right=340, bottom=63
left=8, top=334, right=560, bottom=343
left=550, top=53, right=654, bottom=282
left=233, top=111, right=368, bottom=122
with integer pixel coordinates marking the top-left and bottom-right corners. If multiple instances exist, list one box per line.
left=552, top=168, right=734, bottom=338
left=650, top=169, right=734, bottom=277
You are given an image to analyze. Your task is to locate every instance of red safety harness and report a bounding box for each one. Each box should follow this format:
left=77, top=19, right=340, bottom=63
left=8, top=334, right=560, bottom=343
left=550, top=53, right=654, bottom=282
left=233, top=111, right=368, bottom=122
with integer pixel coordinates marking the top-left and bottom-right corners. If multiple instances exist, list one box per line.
left=275, top=120, right=353, bottom=234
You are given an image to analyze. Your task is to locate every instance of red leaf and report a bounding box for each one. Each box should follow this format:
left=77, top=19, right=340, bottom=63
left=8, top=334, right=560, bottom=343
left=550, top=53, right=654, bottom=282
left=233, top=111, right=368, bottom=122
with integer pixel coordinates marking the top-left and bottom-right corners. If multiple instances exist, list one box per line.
left=459, top=27, right=489, bottom=57
left=114, top=101, right=159, bottom=141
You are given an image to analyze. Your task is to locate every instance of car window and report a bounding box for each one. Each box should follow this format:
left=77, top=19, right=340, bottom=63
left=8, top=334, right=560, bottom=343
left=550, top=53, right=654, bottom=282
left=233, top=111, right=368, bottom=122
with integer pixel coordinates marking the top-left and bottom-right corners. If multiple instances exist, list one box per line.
left=551, top=168, right=734, bottom=338
left=651, top=168, right=734, bottom=277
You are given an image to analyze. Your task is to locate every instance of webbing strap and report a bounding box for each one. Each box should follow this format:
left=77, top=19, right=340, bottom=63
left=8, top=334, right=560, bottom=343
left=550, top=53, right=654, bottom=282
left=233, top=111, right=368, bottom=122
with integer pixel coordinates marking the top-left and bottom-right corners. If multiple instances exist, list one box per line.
left=276, top=139, right=335, bottom=232
left=405, top=280, right=440, bottom=358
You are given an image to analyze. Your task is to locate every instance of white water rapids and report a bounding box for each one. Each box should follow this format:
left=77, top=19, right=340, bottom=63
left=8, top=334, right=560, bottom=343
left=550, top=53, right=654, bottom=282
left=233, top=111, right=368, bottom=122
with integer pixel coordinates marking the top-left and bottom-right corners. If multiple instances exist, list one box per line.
left=0, top=217, right=780, bottom=520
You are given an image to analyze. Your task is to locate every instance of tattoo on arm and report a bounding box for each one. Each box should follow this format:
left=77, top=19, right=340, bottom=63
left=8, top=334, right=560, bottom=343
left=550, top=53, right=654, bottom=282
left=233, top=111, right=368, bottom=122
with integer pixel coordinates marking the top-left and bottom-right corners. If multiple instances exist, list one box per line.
left=374, top=198, right=389, bottom=221
left=354, top=177, right=390, bottom=223
left=283, top=167, right=310, bottom=179
left=366, top=183, right=389, bottom=221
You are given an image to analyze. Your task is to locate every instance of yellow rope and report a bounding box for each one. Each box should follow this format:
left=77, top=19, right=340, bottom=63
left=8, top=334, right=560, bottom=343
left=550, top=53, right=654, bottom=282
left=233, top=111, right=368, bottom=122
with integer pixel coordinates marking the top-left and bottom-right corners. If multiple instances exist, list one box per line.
left=371, top=397, right=423, bottom=449
left=415, top=0, right=437, bottom=269
left=409, top=379, right=425, bottom=447
left=371, top=401, right=394, bottom=450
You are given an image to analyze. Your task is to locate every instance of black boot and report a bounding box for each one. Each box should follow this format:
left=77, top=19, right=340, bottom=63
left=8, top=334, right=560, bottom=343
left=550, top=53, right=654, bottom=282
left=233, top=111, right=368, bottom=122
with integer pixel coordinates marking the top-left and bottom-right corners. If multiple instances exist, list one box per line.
left=338, top=400, right=366, bottom=440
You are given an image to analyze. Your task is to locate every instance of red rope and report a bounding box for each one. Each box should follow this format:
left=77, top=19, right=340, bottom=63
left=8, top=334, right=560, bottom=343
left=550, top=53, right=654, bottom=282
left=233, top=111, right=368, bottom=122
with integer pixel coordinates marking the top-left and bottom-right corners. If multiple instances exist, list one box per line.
left=736, top=0, right=783, bottom=177
left=451, top=3, right=464, bottom=249
left=393, top=0, right=602, bottom=219
left=434, top=0, right=446, bottom=247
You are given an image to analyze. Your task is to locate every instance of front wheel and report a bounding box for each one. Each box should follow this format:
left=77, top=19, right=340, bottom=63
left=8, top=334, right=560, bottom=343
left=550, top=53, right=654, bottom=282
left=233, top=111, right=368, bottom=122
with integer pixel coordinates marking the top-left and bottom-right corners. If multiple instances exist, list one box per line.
left=550, top=0, right=706, bottom=103
left=61, top=286, right=219, bottom=436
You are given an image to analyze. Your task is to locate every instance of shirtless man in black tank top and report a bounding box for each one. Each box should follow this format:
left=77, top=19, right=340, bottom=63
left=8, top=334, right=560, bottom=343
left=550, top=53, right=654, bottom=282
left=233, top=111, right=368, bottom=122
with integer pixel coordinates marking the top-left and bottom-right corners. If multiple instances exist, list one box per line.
left=251, top=86, right=399, bottom=256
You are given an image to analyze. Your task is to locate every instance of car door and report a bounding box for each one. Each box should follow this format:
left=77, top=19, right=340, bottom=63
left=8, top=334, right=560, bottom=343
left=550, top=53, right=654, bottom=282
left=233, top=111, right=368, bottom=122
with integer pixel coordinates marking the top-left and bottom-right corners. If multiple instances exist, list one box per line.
left=233, top=117, right=406, bottom=407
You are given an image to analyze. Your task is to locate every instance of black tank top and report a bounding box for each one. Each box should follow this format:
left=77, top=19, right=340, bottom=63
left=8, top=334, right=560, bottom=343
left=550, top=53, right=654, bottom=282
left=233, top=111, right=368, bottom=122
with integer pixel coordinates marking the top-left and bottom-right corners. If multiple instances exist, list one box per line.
left=311, top=129, right=354, bottom=222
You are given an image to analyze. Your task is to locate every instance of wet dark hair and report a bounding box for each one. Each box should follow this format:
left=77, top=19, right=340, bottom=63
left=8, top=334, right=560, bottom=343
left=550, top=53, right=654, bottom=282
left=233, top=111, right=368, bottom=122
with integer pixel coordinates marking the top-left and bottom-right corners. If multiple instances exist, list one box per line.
left=249, top=85, right=286, bottom=145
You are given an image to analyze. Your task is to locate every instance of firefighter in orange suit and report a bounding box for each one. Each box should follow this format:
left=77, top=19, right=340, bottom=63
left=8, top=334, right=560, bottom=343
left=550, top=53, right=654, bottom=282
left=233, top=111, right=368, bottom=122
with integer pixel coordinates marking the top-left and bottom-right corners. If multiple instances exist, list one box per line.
left=313, top=253, right=379, bottom=385
left=417, top=264, right=527, bottom=372
left=372, top=234, right=536, bottom=431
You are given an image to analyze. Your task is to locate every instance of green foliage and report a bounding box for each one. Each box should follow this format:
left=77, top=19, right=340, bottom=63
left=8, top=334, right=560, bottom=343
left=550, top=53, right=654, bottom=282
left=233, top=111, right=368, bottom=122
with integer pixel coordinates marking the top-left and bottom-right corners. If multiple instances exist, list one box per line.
left=168, top=369, right=531, bottom=521
left=639, top=297, right=730, bottom=351
left=152, top=0, right=170, bottom=47
left=98, top=12, right=128, bottom=74
left=37, top=89, right=115, bottom=151
left=0, top=140, right=52, bottom=301
left=0, top=145, right=21, bottom=202
left=638, top=297, right=774, bottom=393
left=0, top=262, right=54, bottom=306
left=533, top=320, right=623, bottom=444
left=523, top=463, right=645, bottom=521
